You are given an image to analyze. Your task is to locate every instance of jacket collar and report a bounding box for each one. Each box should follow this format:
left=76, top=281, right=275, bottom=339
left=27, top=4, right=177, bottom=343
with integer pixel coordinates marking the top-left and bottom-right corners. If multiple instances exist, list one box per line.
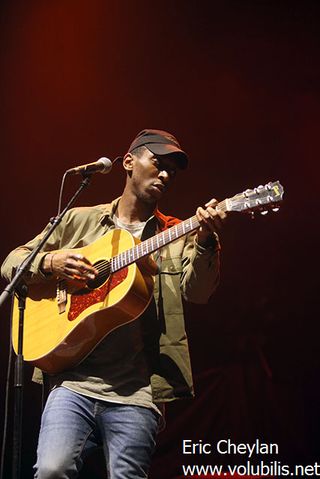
left=98, top=197, right=121, bottom=225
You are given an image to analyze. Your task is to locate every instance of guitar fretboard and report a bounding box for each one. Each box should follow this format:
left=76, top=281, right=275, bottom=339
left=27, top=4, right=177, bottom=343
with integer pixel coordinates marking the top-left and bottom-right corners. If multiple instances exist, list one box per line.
left=110, top=199, right=228, bottom=273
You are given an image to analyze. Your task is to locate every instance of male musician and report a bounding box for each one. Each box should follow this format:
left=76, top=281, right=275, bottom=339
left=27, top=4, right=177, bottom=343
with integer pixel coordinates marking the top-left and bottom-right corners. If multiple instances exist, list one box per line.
left=1, top=129, right=226, bottom=479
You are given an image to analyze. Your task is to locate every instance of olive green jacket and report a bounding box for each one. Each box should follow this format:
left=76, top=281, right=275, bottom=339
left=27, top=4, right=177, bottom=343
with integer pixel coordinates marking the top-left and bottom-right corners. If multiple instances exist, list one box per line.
left=1, top=198, right=220, bottom=402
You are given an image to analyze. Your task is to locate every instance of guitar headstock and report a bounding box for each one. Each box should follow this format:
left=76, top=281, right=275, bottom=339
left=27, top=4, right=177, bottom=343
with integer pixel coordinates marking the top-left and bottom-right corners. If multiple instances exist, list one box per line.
left=226, top=181, right=284, bottom=216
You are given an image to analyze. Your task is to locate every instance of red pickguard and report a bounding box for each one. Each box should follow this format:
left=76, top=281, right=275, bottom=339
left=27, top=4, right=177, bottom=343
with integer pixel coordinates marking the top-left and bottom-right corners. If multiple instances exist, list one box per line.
left=68, top=268, right=128, bottom=321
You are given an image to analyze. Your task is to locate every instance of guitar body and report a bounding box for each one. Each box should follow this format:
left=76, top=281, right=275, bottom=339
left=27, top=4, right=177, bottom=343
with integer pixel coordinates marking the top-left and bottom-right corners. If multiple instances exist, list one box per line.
left=12, top=229, right=155, bottom=374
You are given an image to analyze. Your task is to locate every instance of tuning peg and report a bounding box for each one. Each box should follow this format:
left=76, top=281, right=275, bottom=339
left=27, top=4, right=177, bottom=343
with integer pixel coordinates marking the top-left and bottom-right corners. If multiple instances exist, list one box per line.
left=272, top=207, right=280, bottom=212
left=261, top=210, right=268, bottom=215
left=254, top=186, right=264, bottom=194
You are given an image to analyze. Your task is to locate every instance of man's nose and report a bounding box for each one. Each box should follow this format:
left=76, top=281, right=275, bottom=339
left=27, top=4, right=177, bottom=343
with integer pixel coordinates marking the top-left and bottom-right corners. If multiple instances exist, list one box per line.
left=158, top=169, right=170, bottom=182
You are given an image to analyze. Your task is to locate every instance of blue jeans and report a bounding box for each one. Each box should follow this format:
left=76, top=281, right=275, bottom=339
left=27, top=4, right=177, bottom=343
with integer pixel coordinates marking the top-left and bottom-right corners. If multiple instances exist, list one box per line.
left=34, top=387, right=160, bottom=479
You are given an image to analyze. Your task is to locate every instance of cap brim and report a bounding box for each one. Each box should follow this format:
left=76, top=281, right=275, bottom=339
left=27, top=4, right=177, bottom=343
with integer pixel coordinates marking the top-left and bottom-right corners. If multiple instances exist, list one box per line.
left=146, top=143, right=188, bottom=169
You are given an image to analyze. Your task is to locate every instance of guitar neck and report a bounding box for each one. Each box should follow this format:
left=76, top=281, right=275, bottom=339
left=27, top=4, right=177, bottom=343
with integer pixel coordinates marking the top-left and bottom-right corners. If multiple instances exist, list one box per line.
left=110, top=199, right=228, bottom=273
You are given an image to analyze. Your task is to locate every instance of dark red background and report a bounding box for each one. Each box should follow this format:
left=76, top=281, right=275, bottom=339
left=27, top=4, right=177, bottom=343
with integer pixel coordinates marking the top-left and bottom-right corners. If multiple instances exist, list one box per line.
left=0, top=1, right=319, bottom=478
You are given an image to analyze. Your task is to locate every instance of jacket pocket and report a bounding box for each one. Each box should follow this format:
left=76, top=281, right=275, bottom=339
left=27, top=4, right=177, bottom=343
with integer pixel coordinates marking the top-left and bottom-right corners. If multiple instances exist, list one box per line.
left=154, top=257, right=184, bottom=316
left=159, top=256, right=183, bottom=275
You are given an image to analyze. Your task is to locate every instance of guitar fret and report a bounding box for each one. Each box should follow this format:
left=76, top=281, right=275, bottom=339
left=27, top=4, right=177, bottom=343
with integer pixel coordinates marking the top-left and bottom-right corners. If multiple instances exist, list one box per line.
left=111, top=214, right=203, bottom=272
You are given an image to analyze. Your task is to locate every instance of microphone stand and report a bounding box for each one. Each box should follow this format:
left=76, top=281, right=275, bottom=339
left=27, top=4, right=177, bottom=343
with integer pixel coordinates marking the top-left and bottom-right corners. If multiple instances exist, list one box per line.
left=0, top=174, right=92, bottom=479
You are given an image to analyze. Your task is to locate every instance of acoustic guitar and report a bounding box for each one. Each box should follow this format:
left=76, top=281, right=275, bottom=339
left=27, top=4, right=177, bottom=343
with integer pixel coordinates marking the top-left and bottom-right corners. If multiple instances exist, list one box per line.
left=12, top=181, right=284, bottom=374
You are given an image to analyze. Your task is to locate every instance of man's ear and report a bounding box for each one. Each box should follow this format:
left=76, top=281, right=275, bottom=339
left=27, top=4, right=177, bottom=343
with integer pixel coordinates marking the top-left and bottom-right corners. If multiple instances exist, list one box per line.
left=123, top=153, right=134, bottom=172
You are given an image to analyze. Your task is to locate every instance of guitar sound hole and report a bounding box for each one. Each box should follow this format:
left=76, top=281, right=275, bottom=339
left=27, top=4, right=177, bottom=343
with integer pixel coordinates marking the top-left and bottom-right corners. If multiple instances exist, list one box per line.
left=87, top=259, right=111, bottom=290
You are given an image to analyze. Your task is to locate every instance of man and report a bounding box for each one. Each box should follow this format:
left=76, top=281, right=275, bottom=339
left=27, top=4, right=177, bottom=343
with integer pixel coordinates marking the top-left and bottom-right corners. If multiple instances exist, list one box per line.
left=1, top=129, right=226, bottom=478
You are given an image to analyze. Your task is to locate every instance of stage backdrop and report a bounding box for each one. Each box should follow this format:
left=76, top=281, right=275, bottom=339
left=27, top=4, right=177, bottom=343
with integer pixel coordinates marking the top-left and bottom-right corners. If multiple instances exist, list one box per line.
left=0, top=1, right=319, bottom=478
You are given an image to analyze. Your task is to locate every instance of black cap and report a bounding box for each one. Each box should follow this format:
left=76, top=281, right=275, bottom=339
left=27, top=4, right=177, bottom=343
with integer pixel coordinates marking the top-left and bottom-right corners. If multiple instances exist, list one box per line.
left=123, top=129, right=189, bottom=169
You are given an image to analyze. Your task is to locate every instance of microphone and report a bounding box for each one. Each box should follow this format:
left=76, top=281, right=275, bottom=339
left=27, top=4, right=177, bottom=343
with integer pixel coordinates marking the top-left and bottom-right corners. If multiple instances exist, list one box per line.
left=66, top=157, right=113, bottom=175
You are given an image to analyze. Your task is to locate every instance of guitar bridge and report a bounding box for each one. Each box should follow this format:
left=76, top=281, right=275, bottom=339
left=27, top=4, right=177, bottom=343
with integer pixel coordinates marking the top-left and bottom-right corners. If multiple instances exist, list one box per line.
left=56, top=280, right=67, bottom=314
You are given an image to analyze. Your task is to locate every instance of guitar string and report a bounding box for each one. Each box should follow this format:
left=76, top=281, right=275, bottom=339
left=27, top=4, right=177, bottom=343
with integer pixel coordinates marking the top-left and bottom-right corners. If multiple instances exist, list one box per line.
left=86, top=189, right=281, bottom=280
left=90, top=200, right=230, bottom=279
left=92, top=218, right=198, bottom=277
left=87, top=192, right=279, bottom=281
